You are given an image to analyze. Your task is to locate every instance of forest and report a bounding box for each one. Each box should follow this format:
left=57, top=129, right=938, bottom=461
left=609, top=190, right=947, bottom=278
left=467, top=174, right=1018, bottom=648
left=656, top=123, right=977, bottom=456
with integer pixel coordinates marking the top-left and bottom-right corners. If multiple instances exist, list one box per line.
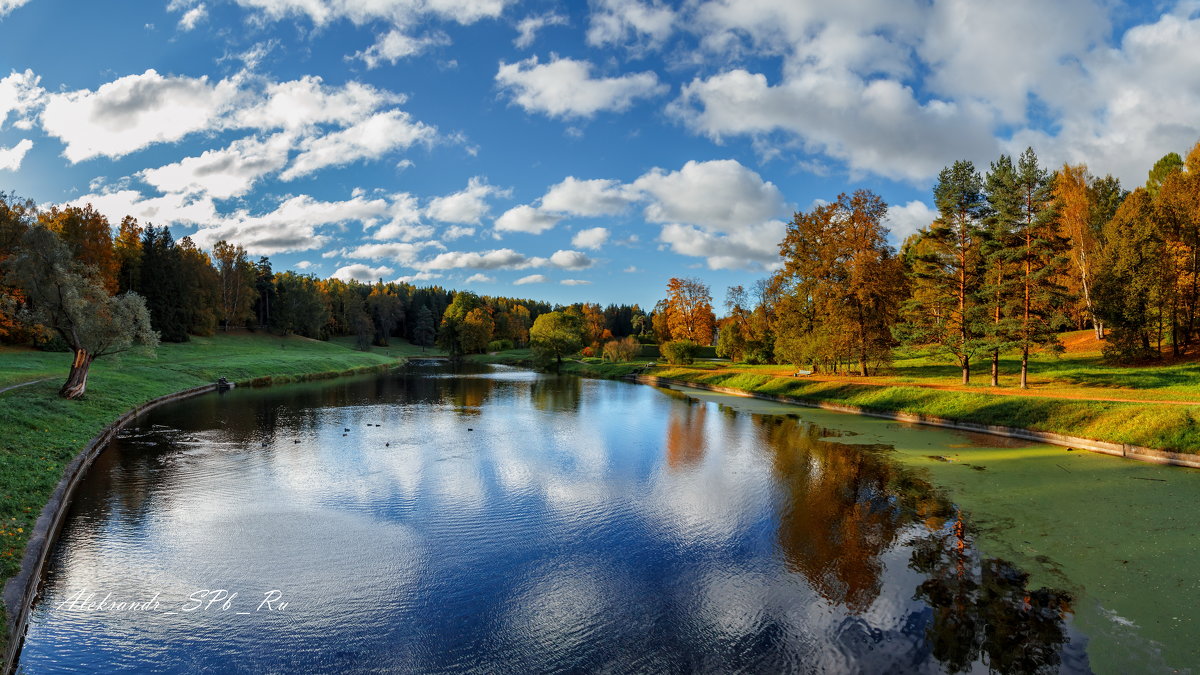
left=1, top=140, right=1199, bottom=397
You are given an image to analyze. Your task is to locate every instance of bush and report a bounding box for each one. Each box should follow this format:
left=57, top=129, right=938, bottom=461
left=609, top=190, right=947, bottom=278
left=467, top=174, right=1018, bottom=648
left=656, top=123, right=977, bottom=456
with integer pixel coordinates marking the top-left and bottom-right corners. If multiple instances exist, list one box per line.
left=487, top=339, right=514, bottom=352
left=660, top=339, right=700, bottom=365
left=602, top=336, right=640, bottom=362
left=582, top=346, right=595, bottom=357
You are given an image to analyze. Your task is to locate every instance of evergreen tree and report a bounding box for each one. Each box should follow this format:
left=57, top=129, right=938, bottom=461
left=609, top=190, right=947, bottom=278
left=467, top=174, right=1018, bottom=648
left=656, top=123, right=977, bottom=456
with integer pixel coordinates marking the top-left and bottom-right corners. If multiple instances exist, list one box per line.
left=412, top=305, right=436, bottom=348
left=137, top=225, right=189, bottom=342
left=901, top=161, right=989, bottom=384
left=1095, top=188, right=1169, bottom=361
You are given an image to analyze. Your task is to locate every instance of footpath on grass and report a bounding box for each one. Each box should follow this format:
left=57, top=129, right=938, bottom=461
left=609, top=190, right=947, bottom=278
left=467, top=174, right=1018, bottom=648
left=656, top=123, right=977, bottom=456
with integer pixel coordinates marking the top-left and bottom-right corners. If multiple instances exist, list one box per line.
left=474, top=352, right=1200, bottom=457
left=0, top=333, right=410, bottom=658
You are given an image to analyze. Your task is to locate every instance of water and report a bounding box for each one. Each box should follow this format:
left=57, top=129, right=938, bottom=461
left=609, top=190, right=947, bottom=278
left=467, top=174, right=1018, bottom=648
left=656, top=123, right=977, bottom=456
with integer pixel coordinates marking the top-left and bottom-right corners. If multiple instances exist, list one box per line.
left=15, top=363, right=1119, bottom=672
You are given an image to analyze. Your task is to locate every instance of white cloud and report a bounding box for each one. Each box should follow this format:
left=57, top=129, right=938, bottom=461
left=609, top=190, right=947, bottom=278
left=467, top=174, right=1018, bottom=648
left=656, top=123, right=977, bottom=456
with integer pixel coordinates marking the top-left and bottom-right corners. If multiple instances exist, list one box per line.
left=443, top=225, right=476, bottom=239
left=494, top=204, right=561, bottom=234
left=658, top=221, right=786, bottom=270
left=343, top=241, right=442, bottom=264
left=496, top=56, right=665, bottom=119
left=332, top=263, right=395, bottom=282
left=464, top=273, right=495, bottom=284
left=587, top=0, right=675, bottom=49
left=395, top=271, right=442, bottom=283
left=561, top=278, right=591, bottom=286
left=294, top=260, right=315, bottom=269
left=233, top=75, right=404, bottom=131
left=514, top=274, right=547, bottom=285
left=884, top=200, right=936, bottom=243
left=40, top=69, right=242, bottom=162
left=228, top=0, right=510, bottom=27
left=63, top=189, right=217, bottom=229
left=0, top=69, right=44, bottom=129
left=0, top=0, right=32, bottom=17
left=416, top=247, right=536, bottom=271
left=281, top=109, right=435, bottom=180
left=571, top=227, right=608, bottom=250
left=631, top=159, right=787, bottom=232
left=139, top=132, right=293, bottom=198
left=540, top=176, right=630, bottom=216
left=426, top=176, right=503, bottom=224
left=548, top=249, right=593, bottom=270
left=514, top=11, right=568, bottom=48
left=0, top=139, right=32, bottom=171
left=356, top=30, right=449, bottom=68
left=622, top=265, right=638, bottom=273
left=178, top=3, right=207, bottom=30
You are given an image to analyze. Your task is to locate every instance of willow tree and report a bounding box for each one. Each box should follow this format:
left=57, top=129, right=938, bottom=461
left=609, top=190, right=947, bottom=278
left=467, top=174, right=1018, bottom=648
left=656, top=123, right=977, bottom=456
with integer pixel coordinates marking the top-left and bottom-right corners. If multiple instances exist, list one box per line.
left=902, top=161, right=989, bottom=385
left=4, top=226, right=157, bottom=399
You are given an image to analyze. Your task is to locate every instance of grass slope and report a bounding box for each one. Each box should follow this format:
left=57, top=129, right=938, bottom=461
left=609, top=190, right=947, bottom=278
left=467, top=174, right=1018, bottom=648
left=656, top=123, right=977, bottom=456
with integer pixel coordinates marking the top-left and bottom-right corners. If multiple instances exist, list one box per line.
left=0, top=332, right=401, bottom=652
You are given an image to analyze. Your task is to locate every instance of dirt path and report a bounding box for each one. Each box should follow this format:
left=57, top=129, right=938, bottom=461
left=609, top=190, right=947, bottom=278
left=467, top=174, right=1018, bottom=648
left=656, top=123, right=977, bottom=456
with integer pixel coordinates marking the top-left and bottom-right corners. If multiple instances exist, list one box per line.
left=0, top=378, right=48, bottom=396
left=718, top=369, right=1200, bottom=406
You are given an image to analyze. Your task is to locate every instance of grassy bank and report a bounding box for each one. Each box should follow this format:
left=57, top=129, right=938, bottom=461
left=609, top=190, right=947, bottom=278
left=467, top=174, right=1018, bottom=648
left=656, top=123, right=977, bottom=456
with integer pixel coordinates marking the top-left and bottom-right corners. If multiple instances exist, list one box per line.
left=0, top=332, right=402, bottom=651
left=473, top=347, right=1200, bottom=453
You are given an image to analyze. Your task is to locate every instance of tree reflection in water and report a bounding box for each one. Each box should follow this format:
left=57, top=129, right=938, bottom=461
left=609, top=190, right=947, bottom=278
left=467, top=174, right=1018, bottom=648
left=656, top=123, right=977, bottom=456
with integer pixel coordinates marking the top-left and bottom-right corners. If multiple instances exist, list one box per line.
left=761, top=414, right=1078, bottom=673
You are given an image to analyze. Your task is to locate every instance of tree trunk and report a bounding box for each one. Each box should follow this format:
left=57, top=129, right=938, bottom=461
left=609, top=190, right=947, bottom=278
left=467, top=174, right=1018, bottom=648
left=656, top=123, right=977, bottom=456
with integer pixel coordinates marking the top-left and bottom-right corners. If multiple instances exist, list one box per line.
left=60, top=349, right=93, bottom=399
left=1020, top=347, right=1029, bottom=389
left=962, top=357, right=969, bottom=386
left=991, top=350, right=999, bottom=387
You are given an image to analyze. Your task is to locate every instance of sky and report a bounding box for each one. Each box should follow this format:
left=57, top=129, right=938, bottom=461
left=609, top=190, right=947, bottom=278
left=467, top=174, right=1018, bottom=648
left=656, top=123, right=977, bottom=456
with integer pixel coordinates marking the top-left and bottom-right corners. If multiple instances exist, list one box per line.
left=0, top=0, right=1198, bottom=308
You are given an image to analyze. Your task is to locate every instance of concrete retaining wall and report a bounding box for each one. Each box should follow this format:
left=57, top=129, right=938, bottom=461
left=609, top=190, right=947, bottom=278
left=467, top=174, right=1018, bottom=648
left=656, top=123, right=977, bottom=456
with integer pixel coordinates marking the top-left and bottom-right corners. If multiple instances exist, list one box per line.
left=628, top=375, right=1200, bottom=470
left=2, top=384, right=218, bottom=674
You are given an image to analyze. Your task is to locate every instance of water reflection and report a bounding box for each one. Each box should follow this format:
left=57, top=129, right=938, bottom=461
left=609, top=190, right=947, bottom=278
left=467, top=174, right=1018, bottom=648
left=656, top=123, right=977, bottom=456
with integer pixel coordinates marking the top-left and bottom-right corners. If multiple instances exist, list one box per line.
left=19, top=366, right=1086, bottom=673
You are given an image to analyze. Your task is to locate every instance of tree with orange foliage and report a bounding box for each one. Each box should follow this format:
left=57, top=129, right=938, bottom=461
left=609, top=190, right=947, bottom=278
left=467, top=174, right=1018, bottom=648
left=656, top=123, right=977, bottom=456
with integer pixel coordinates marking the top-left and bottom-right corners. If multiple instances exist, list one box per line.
left=39, top=204, right=119, bottom=293
left=663, top=277, right=715, bottom=344
left=1054, top=164, right=1104, bottom=339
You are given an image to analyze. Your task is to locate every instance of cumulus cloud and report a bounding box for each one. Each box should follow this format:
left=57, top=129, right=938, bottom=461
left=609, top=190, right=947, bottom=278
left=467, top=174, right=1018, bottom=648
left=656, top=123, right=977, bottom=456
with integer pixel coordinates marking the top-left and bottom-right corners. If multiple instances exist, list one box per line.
left=280, top=109, right=434, bottom=179
left=0, top=69, right=44, bottom=129
left=540, top=177, right=630, bottom=216
left=494, top=204, right=561, bottom=234
left=571, top=226, right=609, bottom=250
left=178, top=3, right=207, bottom=30
left=426, top=177, right=504, bottom=223
left=332, top=263, right=395, bottom=282
left=631, top=159, right=787, bottom=232
left=343, top=241, right=443, bottom=264
left=658, top=221, right=786, bottom=270
left=496, top=56, right=665, bottom=119
left=587, top=0, right=675, bottom=49
left=464, top=273, right=495, bottom=284
left=548, top=249, right=593, bottom=270
left=0, top=139, right=32, bottom=171
left=884, top=200, right=936, bottom=243
left=139, top=132, right=293, bottom=198
left=0, top=0, right=32, bottom=17
left=356, top=30, right=450, bottom=68
left=514, top=273, right=548, bottom=285
left=514, top=12, right=568, bottom=48
left=40, top=69, right=242, bottom=162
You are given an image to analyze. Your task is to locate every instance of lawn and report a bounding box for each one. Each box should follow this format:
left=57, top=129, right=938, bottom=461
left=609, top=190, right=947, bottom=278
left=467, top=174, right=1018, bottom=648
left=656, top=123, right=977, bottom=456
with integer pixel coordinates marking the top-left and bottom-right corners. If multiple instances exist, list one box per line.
left=0, top=331, right=404, bottom=652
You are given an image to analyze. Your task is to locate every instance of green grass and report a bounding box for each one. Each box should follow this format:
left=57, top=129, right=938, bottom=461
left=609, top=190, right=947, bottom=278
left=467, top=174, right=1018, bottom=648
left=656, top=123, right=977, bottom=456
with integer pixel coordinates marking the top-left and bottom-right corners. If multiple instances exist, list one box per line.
left=0, top=332, right=403, bottom=653
left=326, top=336, right=444, bottom=358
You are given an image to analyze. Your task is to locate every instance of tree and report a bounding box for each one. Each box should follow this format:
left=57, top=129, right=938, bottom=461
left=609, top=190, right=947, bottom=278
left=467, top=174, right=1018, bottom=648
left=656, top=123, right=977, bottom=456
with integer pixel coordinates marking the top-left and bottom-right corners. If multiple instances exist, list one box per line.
left=213, top=240, right=256, bottom=331
left=774, top=191, right=905, bottom=375
left=113, top=216, right=143, bottom=295
left=412, top=305, right=437, bottom=348
left=3, top=227, right=157, bottom=399
left=38, top=204, right=119, bottom=293
left=460, top=306, right=494, bottom=353
left=985, top=148, right=1070, bottom=388
left=437, top=291, right=483, bottom=357
left=663, top=277, right=715, bottom=344
left=137, top=225, right=189, bottom=342
left=529, top=311, right=582, bottom=369
left=0, top=193, right=35, bottom=344
left=1054, top=164, right=1104, bottom=338
left=273, top=272, right=330, bottom=337
left=178, top=237, right=220, bottom=336
left=1147, top=152, right=1184, bottom=198
left=1095, top=188, right=1169, bottom=361
left=366, top=284, right=404, bottom=346
left=902, top=161, right=988, bottom=384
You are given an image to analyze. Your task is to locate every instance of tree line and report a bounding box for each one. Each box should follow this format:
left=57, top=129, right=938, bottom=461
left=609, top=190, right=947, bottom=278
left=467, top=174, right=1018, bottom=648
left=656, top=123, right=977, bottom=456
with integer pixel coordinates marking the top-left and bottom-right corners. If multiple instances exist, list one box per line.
left=654, top=141, right=1200, bottom=386
left=0, top=197, right=648, bottom=396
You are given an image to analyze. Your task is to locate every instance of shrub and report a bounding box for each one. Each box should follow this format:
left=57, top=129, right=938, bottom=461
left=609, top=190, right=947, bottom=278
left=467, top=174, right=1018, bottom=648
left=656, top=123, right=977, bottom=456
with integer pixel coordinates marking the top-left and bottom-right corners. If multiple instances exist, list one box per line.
left=582, top=346, right=595, bottom=357
left=487, top=339, right=514, bottom=352
left=660, top=339, right=699, bottom=365
left=602, top=335, right=640, bottom=362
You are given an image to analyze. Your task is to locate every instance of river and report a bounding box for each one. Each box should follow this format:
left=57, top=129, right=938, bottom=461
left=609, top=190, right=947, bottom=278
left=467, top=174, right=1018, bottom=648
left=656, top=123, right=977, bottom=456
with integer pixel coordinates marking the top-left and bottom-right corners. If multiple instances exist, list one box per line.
left=16, top=363, right=1200, bottom=673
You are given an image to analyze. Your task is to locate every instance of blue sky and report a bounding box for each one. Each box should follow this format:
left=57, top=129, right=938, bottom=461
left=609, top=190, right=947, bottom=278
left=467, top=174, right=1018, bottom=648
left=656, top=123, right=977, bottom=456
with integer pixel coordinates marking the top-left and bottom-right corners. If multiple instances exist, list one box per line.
left=1, top=0, right=1198, bottom=308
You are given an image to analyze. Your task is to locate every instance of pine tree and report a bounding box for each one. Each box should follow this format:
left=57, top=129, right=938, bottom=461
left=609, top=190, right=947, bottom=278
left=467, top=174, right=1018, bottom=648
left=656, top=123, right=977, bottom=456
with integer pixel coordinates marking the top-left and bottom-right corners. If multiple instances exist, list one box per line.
left=902, top=161, right=989, bottom=385
left=412, top=305, right=436, bottom=348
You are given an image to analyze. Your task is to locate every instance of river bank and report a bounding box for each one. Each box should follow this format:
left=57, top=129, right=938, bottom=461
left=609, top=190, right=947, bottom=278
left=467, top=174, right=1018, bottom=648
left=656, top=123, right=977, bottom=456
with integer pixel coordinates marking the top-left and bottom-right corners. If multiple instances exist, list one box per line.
left=470, top=351, right=1200, bottom=455
left=0, top=333, right=410, bottom=656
